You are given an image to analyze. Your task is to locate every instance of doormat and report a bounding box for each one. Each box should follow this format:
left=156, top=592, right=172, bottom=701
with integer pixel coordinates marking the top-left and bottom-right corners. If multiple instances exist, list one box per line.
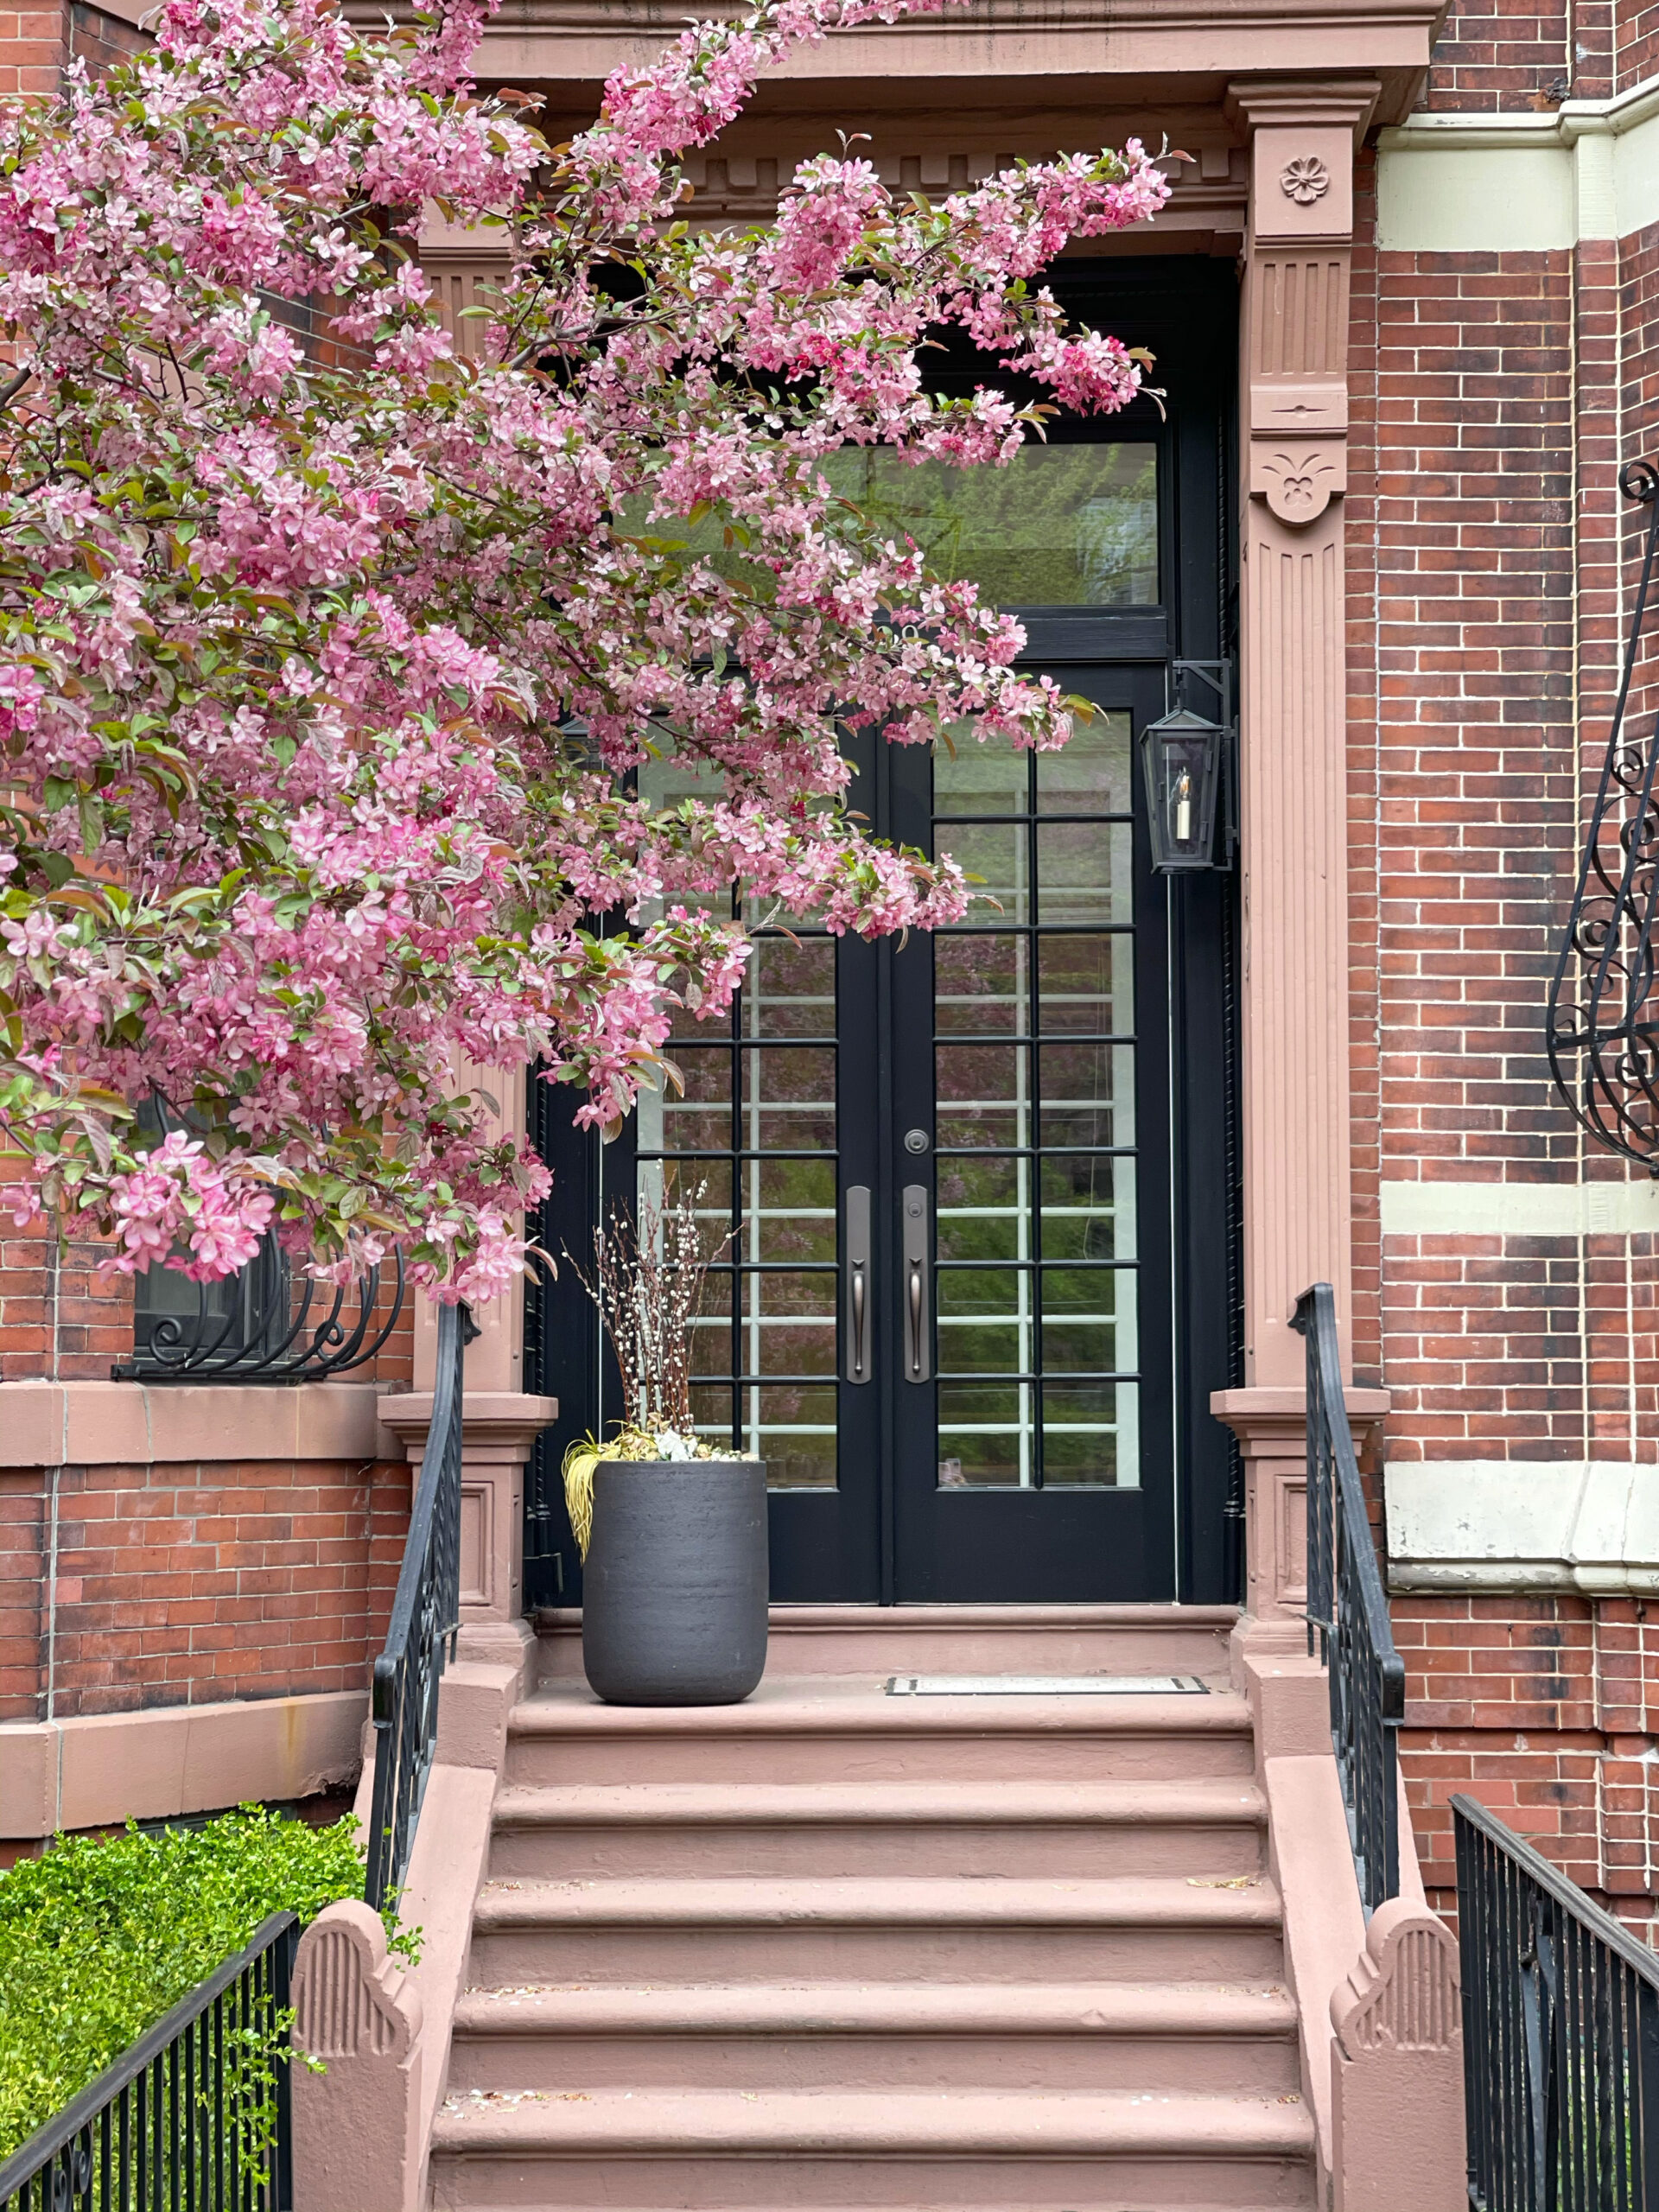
left=884, top=1674, right=1210, bottom=1696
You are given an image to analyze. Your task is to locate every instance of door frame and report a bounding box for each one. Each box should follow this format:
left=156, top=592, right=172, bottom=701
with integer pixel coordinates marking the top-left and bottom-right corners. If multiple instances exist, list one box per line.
left=523, top=254, right=1241, bottom=1611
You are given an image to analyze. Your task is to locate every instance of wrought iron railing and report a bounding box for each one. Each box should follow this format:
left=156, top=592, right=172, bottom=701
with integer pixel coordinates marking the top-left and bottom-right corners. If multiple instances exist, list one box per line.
left=0, top=1911, right=297, bottom=2212
left=1547, top=458, right=1659, bottom=1165
left=115, top=1230, right=406, bottom=1384
left=1294, top=1281, right=1406, bottom=1913
left=365, top=1297, right=475, bottom=1913
left=1455, top=1794, right=1659, bottom=2211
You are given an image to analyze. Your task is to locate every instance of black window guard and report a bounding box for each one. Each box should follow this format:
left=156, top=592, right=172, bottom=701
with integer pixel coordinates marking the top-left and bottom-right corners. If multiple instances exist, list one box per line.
left=1454, top=1792, right=1659, bottom=2211
left=1294, top=1281, right=1406, bottom=1914
left=116, top=1230, right=406, bottom=1384
left=365, top=1297, right=475, bottom=1914
left=0, top=1910, right=298, bottom=2212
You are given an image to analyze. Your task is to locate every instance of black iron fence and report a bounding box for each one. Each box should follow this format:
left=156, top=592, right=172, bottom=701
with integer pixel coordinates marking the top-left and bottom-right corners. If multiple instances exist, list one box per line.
left=1294, top=1281, right=1406, bottom=1913
left=1455, top=1794, right=1659, bottom=2211
left=0, top=1912, right=297, bottom=2212
left=365, top=1297, right=474, bottom=1913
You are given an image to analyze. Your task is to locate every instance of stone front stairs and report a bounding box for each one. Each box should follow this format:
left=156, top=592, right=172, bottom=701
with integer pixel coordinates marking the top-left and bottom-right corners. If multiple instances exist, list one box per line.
left=428, top=1605, right=1317, bottom=2210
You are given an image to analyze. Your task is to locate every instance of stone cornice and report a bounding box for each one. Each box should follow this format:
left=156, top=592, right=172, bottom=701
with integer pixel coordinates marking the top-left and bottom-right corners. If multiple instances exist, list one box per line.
left=1381, top=66, right=1659, bottom=150
left=359, top=0, right=1446, bottom=124
left=377, top=1389, right=557, bottom=1457
left=1376, top=67, right=1659, bottom=247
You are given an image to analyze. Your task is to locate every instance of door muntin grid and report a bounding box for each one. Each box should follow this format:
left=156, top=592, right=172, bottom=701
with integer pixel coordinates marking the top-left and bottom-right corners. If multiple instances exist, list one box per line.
left=931, top=710, right=1140, bottom=1492
left=635, top=925, right=841, bottom=1492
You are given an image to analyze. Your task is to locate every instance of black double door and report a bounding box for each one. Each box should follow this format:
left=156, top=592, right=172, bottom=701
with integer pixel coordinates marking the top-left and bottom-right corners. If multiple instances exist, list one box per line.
left=528, top=259, right=1240, bottom=1609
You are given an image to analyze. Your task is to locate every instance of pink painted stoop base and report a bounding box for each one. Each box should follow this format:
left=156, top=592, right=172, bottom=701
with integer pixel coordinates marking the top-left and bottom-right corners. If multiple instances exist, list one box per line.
left=291, top=1607, right=1463, bottom=2211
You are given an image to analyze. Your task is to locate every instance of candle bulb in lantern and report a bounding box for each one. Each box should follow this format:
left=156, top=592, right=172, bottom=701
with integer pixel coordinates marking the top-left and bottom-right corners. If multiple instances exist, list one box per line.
left=1174, top=767, right=1192, bottom=846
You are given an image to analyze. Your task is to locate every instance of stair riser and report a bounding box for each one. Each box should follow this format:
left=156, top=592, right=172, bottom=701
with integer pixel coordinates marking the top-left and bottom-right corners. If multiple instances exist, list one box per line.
left=467, top=1923, right=1287, bottom=1986
left=488, top=1820, right=1266, bottom=1882
left=444, top=2029, right=1301, bottom=2096
left=505, top=1731, right=1256, bottom=1789
left=535, top=1629, right=1234, bottom=1682
left=431, top=2149, right=1313, bottom=2209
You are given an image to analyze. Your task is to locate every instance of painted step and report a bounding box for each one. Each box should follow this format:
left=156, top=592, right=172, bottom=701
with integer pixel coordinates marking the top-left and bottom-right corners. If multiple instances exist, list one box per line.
left=487, top=1778, right=1268, bottom=1880
left=532, top=1602, right=1238, bottom=1682
left=428, top=2087, right=1315, bottom=2209
left=445, top=1979, right=1301, bottom=2095
left=466, top=1874, right=1286, bottom=1986
left=505, top=1682, right=1256, bottom=1786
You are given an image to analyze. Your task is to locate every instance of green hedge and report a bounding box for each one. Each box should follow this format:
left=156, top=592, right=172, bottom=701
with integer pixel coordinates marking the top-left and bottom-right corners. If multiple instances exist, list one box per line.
left=0, top=1806, right=411, bottom=2165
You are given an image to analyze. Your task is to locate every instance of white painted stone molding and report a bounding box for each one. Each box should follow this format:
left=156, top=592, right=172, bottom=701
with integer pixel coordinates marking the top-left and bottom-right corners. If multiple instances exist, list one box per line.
left=1379, top=1177, right=1659, bottom=1237
left=1376, top=70, right=1659, bottom=251
left=1386, top=1460, right=1659, bottom=1596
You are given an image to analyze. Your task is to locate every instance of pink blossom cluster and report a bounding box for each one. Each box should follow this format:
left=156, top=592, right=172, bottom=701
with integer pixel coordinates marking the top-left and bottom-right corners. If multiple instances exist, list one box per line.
left=0, top=0, right=1165, bottom=1294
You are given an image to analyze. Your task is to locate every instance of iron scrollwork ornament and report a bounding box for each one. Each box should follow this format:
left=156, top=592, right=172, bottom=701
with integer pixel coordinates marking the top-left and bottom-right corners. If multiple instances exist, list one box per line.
left=1547, top=460, right=1659, bottom=1166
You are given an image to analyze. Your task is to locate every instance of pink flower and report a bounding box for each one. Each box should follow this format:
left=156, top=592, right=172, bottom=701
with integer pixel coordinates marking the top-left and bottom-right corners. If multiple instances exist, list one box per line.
left=0, top=0, right=1164, bottom=1295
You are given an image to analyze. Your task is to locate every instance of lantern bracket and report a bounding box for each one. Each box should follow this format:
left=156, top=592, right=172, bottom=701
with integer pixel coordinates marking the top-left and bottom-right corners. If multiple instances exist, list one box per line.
left=1163, top=659, right=1237, bottom=873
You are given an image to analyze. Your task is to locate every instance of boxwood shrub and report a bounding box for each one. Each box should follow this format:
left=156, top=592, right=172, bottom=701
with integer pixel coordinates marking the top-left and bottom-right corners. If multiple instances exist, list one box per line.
left=0, top=1806, right=411, bottom=2164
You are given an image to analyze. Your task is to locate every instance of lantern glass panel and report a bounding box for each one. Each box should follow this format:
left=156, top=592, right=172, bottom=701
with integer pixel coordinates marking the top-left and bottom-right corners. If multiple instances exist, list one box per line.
left=1139, top=708, right=1223, bottom=872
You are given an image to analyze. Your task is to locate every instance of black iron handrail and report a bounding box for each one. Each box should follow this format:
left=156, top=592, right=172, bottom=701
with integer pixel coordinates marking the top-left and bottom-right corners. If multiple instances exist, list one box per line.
left=1547, top=458, right=1659, bottom=1167
left=0, top=1910, right=297, bottom=2212
left=1293, top=1281, right=1406, bottom=1913
left=1454, top=1794, right=1659, bottom=2211
left=365, top=1298, right=475, bottom=1913
left=115, top=1232, right=406, bottom=1384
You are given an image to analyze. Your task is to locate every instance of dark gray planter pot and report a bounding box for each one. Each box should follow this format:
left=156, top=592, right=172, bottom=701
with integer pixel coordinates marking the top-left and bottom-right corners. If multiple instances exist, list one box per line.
left=582, top=1458, right=768, bottom=1706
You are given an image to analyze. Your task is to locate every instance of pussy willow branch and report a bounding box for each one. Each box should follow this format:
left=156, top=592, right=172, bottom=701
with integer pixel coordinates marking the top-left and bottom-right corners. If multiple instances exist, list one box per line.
left=569, top=1180, right=729, bottom=1436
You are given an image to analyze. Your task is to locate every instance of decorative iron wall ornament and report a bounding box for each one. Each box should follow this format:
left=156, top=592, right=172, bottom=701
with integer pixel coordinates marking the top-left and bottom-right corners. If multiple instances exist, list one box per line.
left=1547, top=460, right=1659, bottom=1166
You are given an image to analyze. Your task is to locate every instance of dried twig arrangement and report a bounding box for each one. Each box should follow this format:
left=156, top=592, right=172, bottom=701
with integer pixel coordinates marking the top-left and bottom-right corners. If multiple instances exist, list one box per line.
left=582, top=1184, right=727, bottom=1433
left=562, top=1183, right=734, bottom=1555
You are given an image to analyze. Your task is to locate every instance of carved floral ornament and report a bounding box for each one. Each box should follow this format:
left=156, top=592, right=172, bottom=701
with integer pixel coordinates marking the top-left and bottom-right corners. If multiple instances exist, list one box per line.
left=1280, top=155, right=1331, bottom=206
left=1253, top=442, right=1344, bottom=524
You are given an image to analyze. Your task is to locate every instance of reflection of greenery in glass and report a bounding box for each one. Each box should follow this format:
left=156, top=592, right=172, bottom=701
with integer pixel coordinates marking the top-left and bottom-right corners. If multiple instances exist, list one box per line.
left=620, top=442, right=1157, bottom=610
left=824, top=444, right=1158, bottom=607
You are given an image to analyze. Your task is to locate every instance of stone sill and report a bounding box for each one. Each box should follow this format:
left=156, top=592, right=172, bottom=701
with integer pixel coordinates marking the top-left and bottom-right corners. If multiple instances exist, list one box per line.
left=0, top=1378, right=404, bottom=1467
left=1386, top=1459, right=1659, bottom=1599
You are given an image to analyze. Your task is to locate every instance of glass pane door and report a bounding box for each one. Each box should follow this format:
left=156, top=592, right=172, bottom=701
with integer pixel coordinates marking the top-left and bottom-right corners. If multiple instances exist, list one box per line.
left=887, top=664, right=1175, bottom=1600
left=634, top=929, right=842, bottom=1490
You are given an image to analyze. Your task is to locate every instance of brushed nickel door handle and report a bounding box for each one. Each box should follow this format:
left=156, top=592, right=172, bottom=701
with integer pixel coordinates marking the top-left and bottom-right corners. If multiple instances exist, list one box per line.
left=901, top=1183, right=931, bottom=1383
left=844, top=1185, right=872, bottom=1384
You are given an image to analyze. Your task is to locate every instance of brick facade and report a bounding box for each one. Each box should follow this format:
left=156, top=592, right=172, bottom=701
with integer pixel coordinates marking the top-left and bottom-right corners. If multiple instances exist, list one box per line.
left=1349, top=0, right=1659, bottom=1923
left=0, top=1453, right=409, bottom=1726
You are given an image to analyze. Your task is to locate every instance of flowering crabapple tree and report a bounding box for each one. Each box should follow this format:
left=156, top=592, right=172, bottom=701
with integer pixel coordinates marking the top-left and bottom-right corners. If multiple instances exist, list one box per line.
left=0, top=0, right=1168, bottom=1302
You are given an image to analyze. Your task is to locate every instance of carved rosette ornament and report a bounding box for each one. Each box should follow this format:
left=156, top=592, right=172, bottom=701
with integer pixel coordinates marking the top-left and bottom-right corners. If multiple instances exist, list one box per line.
left=1280, top=154, right=1331, bottom=206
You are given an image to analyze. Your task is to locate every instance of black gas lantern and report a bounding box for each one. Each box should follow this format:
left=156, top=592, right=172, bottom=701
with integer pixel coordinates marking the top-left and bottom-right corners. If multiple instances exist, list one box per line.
left=1138, top=660, right=1234, bottom=874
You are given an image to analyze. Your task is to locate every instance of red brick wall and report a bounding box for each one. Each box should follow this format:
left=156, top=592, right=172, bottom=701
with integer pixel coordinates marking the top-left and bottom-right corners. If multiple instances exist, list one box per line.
left=0, top=0, right=65, bottom=97
left=1396, top=1596, right=1659, bottom=1925
left=0, top=1454, right=410, bottom=1723
left=1350, top=8, right=1659, bottom=1916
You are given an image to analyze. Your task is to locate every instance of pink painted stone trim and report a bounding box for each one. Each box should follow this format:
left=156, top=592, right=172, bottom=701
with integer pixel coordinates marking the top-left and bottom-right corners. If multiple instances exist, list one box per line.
left=0, top=1379, right=397, bottom=1468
